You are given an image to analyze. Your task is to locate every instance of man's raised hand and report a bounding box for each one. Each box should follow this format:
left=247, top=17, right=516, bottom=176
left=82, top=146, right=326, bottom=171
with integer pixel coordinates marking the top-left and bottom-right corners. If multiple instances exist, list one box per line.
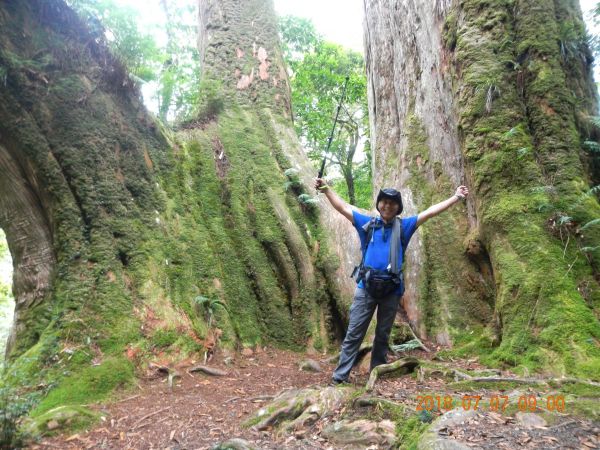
left=455, top=186, right=469, bottom=199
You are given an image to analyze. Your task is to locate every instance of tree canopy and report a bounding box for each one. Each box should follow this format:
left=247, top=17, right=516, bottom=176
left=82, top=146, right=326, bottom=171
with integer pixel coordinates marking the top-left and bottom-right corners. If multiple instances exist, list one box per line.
left=279, top=15, right=372, bottom=208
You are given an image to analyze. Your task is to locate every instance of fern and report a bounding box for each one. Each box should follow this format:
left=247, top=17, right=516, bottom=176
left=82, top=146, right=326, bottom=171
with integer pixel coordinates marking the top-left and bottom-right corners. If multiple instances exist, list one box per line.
left=557, top=215, right=573, bottom=226
left=298, top=193, right=318, bottom=205
left=584, top=141, right=600, bottom=153
left=390, top=339, right=422, bottom=353
left=580, top=218, right=600, bottom=231
left=581, top=246, right=600, bottom=253
left=192, top=296, right=229, bottom=328
left=572, top=185, right=600, bottom=208
left=516, top=147, right=530, bottom=159
left=284, top=168, right=299, bottom=178
left=589, top=116, right=600, bottom=129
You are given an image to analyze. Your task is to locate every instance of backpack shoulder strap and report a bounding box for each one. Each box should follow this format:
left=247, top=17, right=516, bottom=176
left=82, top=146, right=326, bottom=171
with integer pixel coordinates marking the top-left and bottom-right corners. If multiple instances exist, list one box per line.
left=389, top=217, right=403, bottom=275
left=359, top=217, right=377, bottom=262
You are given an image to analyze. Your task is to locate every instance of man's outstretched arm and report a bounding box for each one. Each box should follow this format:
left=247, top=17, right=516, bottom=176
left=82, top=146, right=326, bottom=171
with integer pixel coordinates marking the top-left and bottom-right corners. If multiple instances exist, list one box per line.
left=315, top=178, right=354, bottom=223
left=416, top=185, right=469, bottom=227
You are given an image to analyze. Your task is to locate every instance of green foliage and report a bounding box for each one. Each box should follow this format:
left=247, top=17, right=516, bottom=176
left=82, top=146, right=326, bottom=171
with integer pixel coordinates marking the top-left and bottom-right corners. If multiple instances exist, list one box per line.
left=0, top=385, right=34, bottom=449
left=0, top=355, right=50, bottom=448
left=192, top=296, right=229, bottom=329
left=297, top=193, right=318, bottom=205
left=67, top=0, right=161, bottom=82
left=283, top=168, right=302, bottom=192
left=279, top=16, right=321, bottom=66
left=0, top=229, right=13, bottom=363
left=581, top=218, right=600, bottom=231
left=68, top=0, right=201, bottom=122
left=584, top=140, right=600, bottom=153
left=332, top=162, right=373, bottom=210
left=557, top=20, right=588, bottom=62
left=24, top=405, right=99, bottom=437
left=279, top=15, right=371, bottom=206
left=156, top=0, right=202, bottom=122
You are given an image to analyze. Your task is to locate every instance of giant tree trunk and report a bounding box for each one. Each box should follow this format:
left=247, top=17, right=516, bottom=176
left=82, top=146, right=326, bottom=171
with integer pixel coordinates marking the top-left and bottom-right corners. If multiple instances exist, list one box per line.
left=0, top=0, right=358, bottom=413
left=364, top=0, right=600, bottom=377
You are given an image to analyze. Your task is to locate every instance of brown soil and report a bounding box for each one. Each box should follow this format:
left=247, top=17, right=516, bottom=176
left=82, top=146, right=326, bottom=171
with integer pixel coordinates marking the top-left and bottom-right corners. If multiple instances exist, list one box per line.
left=32, top=347, right=599, bottom=449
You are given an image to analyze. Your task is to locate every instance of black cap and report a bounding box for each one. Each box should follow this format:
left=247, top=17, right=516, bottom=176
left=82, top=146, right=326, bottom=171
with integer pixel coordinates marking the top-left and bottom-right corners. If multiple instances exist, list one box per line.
left=376, top=188, right=403, bottom=214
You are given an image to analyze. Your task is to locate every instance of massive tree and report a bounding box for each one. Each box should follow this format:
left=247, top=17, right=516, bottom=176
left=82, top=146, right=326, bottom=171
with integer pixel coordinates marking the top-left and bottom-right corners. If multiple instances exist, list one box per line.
left=0, top=0, right=361, bottom=420
left=364, top=0, right=600, bottom=377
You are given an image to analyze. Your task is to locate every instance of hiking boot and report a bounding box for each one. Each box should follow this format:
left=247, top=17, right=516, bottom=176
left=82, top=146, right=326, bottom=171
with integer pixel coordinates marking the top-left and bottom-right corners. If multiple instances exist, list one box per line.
left=328, top=378, right=347, bottom=387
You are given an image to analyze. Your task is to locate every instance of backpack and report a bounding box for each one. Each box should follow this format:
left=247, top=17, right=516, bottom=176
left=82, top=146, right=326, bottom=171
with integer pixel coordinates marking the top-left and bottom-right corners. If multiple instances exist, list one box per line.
left=351, top=217, right=404, bottom=298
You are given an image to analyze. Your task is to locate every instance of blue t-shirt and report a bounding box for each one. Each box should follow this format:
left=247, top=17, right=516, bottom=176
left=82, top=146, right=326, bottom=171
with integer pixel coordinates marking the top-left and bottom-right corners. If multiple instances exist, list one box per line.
left=352, top=210, right=418, bottom=293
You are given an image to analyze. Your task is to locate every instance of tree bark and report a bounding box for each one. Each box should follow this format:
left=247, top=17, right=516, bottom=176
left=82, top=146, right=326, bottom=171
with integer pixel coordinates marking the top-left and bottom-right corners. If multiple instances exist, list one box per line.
left=364, top=0, right=600, bottom=378
left=0, top=0, right=357, bottom=405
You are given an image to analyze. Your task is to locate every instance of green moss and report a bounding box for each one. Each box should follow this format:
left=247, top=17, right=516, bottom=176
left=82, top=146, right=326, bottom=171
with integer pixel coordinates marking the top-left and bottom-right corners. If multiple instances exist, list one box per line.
left=24, top=405, right=100, bottom=436
left=395, top=414, right=429, bottom=449
left=449, top=380, right=524, bottom=392
left=1, top=0, right=339, bottom=422
left=442, top=11, right=458, bottom=50
left=564, top=397, right=600, bottom=420
left=151, top=328, right=179, bottom=348
left=31, top=357, right=134, bottom=416
left=548, top=381, right=600, bottom=398
left=437, top=0, right=600, bottom=378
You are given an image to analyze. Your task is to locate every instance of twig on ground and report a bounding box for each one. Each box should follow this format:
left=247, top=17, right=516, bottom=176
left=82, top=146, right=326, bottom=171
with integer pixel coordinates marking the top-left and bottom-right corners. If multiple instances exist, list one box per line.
left=249, top=395, right=275, bottom=402
left=549, top=419, right=578, bottom=430
left=130, top=406, right=171, bottom=431
left=115, top=394, right=140, bottom=404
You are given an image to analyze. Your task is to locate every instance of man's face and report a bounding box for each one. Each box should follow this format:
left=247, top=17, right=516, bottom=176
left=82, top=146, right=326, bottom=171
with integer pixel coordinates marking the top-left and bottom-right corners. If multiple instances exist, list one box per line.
left=377, top=198, right=400, bottom=221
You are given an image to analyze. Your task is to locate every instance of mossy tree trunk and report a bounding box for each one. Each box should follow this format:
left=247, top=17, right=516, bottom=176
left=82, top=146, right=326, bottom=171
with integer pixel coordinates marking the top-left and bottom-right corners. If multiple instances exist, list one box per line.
left=364, top=0, right=600, bottom=377
left=0, top=0, right=358, bottom=412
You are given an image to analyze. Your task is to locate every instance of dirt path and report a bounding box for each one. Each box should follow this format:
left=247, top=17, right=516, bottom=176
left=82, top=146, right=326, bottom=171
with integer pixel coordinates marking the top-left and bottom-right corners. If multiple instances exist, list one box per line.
left=33, top=347, right=600, bottom=449
left=35, top=348, right=333, bottom=449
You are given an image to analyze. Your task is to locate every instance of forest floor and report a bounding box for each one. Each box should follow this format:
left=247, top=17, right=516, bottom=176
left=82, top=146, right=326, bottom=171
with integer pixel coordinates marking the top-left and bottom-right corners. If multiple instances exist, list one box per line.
left=33, top=344, right=599, bottom=450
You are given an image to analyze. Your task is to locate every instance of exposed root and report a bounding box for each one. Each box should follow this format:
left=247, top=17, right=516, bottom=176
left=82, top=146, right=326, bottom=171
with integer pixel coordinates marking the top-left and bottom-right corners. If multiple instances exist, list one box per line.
left=253, top=398, right=311, bottom=431
left=366, top=357, right=419, bottom=392
left=188, top=365, right=228, bottom=377
left=353, top=396, right=403, bottom=409
left=246, top=387, right=352, bottom=433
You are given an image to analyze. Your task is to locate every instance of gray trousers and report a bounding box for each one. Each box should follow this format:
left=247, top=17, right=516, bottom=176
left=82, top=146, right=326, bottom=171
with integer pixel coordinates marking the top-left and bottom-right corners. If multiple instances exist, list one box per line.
left=332, top=287, right=400, bottom=382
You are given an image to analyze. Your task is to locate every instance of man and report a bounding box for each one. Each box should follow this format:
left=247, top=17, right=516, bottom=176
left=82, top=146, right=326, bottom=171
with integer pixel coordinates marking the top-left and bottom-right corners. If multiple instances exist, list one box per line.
left=315, top=178, right=469, bottom=384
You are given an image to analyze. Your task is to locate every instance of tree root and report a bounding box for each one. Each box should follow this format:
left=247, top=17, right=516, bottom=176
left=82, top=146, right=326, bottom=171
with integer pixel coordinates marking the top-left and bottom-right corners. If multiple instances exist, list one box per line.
left=253, top=398, right=311, bottom=431
left=366, top=357, right=419, bottom=392
left=247, top=387, right=351, bottom=433
left=452, top=370, right=600, bottom=387
left=188, top=365, right=228, bottom=377
left=353, top=396, right=403, bottom=409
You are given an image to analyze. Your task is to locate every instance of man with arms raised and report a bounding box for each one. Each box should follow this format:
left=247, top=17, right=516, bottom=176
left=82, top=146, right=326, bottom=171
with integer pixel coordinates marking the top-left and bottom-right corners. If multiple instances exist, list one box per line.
left=315, top=178, right=469, bottom=385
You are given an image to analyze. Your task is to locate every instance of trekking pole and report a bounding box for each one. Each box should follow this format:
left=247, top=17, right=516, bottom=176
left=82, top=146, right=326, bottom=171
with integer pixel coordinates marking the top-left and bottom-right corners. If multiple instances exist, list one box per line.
left=317, top=75, right=350, bottom=179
